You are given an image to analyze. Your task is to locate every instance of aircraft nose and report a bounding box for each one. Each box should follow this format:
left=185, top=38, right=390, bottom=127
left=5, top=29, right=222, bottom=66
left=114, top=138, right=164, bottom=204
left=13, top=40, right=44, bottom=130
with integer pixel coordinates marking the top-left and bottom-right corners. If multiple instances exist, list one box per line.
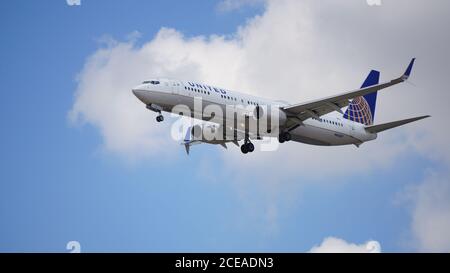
left=132, top=88, right=146, bottom=101
left=132, top=86, right=144, bottom=96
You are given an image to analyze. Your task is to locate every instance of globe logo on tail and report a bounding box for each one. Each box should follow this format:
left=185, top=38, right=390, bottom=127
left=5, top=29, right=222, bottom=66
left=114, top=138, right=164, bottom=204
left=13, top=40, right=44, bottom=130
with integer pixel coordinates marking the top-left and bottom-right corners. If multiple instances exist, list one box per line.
left=343, top=96, right=373, bottom=125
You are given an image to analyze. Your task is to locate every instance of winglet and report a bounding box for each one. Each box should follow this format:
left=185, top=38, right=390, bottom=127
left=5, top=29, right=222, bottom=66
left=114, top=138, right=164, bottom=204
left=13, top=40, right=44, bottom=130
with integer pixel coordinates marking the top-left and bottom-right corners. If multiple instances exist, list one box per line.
left=402, top=58, right=416, bottom=80
left=184, top=126, right=192, bottom=142
left=184, top=143, right=190, bottom=155
left=182, top=126, right=192, bottom=155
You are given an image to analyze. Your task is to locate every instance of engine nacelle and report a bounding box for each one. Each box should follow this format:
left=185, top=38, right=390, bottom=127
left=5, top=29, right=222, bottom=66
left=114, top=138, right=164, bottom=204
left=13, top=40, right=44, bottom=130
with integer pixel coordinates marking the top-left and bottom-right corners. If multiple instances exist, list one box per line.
left=189, top=124, right=220, bottom=142
left=252, top=105, right=287, bottom=134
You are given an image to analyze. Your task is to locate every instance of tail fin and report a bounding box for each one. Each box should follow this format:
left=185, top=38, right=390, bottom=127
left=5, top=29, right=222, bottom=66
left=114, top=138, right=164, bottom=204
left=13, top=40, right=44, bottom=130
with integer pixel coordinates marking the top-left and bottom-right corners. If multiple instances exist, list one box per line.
left=343, top=70, right=380, bottom=125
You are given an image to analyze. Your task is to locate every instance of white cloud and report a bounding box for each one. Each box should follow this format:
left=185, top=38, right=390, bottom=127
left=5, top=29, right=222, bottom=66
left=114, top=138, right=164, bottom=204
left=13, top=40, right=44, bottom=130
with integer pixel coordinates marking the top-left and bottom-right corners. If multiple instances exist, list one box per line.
left=66, top=0, right=81, bottom=6
left=309, top=237, right=381, bottom=253
left=69, top=39, right=174, bottom=160
left=402, top=172, right=450, bottom=252
left=217, top=0, right=266, bottom=12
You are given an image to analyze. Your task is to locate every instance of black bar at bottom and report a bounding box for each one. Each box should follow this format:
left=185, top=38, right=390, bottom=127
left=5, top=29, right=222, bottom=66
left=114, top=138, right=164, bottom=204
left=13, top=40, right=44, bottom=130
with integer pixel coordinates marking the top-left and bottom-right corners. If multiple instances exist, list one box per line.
left=0, top=253, right=448, bottom=272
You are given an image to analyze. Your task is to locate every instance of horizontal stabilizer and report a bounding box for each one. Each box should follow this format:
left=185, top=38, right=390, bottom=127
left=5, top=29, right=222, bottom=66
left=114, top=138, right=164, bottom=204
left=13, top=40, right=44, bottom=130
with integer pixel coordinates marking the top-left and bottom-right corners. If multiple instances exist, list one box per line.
left=365, top=115, right=430, bottom=134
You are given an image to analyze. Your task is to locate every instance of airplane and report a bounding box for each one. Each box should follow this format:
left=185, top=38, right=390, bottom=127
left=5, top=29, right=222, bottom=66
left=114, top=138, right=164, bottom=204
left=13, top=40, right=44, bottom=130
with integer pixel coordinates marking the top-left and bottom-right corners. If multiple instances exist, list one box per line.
left=132, top=58, right=429, bottom=155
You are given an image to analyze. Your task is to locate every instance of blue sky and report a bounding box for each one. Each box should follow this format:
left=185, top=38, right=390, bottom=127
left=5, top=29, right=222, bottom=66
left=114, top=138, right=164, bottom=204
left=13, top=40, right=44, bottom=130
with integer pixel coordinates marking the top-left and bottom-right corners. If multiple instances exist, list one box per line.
left=1, top=0, right=449, bottom=253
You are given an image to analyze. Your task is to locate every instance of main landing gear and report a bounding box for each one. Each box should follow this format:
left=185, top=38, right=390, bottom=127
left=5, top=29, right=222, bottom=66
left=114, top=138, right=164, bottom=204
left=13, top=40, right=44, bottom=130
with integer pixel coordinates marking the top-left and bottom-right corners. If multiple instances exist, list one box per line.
left=241, top=141, right=255, bottom=154
left=278, top=132, right=291, bottom=143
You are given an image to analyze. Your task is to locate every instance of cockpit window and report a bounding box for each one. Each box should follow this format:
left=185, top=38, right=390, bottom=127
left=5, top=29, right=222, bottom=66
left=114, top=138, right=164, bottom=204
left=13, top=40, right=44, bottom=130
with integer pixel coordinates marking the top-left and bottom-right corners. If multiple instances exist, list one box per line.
left=142, top=80, right=160, bottom=85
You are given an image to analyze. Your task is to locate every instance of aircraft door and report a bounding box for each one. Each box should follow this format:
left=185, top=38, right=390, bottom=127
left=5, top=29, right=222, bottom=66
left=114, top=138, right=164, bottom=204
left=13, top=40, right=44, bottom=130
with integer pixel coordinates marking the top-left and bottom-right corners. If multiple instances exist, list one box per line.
left=171, top=80, right=181, bottom=95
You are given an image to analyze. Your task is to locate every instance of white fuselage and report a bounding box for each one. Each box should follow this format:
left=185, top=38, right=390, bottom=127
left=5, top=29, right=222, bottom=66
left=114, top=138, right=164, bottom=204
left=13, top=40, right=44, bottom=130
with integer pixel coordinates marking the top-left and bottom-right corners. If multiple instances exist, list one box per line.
left=132, top=78, right=377, bottom=146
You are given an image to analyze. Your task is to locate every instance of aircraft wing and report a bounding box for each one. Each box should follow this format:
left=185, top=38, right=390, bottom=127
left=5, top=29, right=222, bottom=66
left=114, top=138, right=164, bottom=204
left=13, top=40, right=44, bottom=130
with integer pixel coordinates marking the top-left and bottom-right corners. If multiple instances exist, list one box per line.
left=181, top=123, right=244, bottom=155
left=282, top=59, right=416, bottom=126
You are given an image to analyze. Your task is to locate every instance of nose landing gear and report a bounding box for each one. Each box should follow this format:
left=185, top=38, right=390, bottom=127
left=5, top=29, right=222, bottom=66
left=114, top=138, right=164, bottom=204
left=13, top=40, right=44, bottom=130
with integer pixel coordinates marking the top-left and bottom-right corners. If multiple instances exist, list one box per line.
left=146, top=104, right=164, bottom=123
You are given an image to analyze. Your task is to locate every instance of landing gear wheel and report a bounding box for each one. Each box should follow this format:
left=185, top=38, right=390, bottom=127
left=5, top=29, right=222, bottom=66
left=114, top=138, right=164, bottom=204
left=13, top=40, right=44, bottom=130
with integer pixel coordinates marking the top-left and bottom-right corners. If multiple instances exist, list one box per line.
left=247, top=142, right=255, bottom=152
left=283, top=132, right=291, bottom=141
left=279, top=132, right=291, bottom=143
left=241, top=144, right=248, bottom=154
left=241, top=142, right=254, bottom=154
left=156, top=115, right=164, bottom=122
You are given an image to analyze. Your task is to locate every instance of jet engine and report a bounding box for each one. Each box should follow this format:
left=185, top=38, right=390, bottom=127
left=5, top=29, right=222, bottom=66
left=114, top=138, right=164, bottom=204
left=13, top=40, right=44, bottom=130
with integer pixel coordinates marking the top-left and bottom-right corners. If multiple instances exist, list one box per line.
left=252, top=105, right=287, bottom=135
left=189, top=124, right=220, bottom=142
